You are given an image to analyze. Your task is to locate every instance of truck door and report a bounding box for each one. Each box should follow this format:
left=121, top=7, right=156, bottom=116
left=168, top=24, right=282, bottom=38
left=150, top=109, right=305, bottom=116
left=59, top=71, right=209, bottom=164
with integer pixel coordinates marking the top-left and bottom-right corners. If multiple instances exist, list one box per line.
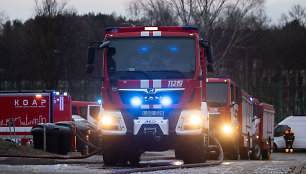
left=87, top=105, right=100, bottom=126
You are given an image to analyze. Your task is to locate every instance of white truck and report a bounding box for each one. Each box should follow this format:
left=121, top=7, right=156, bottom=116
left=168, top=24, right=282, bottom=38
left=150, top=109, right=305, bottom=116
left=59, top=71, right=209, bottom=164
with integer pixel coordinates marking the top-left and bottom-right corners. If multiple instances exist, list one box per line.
left=274, top=116, right=306, bottom=150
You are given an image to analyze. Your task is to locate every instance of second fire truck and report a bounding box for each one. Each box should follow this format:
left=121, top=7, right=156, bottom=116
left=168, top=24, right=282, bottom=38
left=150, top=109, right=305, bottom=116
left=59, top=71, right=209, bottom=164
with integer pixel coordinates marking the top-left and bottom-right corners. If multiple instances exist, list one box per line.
left=207, top=77, right=274, bottom=160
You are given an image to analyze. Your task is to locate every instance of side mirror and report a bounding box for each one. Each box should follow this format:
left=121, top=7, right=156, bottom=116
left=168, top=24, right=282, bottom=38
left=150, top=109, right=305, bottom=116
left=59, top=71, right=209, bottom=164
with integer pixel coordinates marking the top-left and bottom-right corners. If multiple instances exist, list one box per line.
left=199, top=40, right=213, bottom=64
left=87, top=46, right=95, bottom=64
left=236, top=87, right=242, bottom=103
left=86, top=64, right=94, bottom=74
left=206, top=45, right=213, bottom=64
left=207, top=63, right=214, bottom=73
left=99, top=41, right=111, bottom=49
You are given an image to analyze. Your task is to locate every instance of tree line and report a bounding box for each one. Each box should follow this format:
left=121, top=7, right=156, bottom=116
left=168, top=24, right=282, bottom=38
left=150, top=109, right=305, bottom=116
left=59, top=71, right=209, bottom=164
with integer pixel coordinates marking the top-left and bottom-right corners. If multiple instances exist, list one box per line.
left=0, top=0, right=306, bottom=123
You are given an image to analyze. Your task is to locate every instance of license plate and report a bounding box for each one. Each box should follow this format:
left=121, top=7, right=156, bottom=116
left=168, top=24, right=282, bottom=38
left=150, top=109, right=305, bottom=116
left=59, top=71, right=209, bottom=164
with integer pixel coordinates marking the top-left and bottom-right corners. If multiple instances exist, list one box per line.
left=141, top=110, right=164, bottom=117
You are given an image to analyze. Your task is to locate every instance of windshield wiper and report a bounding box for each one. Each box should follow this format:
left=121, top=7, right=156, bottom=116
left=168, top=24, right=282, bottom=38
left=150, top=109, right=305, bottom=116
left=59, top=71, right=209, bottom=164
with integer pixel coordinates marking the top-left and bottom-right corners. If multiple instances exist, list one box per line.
left=126, top=71, right=150, bottom=79
left=149, top=70, right=185, bottom=79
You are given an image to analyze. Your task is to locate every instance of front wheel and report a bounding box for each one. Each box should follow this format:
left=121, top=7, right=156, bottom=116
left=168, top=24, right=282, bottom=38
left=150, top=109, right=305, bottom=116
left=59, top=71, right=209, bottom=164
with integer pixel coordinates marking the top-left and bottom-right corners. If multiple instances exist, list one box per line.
left=262, top=139, right=271, bottom=160
left=240, top=135, right=251, bottom=160
left=103, top=145, right=117, bottom=166
left=177, top=136, right=208, bottom=164
left=128, top=149, right=141, bottom=166
left=228, top=144, right=240, bottom=160
left=251, top=140, right=261, bottom=160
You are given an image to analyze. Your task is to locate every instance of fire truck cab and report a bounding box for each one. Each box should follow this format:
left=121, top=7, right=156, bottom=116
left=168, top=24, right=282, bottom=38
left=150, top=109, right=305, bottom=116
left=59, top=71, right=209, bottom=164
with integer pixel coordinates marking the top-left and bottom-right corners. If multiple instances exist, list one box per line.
left=86, top=26, right=213, bottom=165
left=207, top=77, right=242, bottom=159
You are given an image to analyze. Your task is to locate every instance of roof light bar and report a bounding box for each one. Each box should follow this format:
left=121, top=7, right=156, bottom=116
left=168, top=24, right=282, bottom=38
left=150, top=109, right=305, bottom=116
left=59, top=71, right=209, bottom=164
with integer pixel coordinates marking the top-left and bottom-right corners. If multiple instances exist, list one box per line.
left=105, top=27, right=119, bottom=32
left=145, top=27, right=158, bottom=31
left=183, top=26, right=198, bottom=30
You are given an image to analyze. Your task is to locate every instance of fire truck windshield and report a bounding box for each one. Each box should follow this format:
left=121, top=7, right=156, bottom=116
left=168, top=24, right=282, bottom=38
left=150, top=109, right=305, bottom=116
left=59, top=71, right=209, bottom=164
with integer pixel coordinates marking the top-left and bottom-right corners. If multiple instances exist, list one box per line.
left=207, top=82, right=228, bottom=107
left=106, top=37, right=196, bottom=80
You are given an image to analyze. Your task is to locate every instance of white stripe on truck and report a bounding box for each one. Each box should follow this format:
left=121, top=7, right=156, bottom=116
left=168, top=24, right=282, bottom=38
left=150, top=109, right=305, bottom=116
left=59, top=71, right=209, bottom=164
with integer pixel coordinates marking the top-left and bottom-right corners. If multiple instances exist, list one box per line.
left=153, top=31, right=161, bottom=36
left=141, top=31, right=149, bottom=36
left=153, top=80, right=161, bottom=88
left=141, top=80, right=149, bottom=88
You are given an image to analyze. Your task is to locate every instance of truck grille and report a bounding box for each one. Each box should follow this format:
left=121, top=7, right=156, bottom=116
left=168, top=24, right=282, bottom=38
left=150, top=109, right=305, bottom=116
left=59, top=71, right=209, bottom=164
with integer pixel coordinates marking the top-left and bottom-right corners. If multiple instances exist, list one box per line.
left=121, top=109, right=181, bottom=134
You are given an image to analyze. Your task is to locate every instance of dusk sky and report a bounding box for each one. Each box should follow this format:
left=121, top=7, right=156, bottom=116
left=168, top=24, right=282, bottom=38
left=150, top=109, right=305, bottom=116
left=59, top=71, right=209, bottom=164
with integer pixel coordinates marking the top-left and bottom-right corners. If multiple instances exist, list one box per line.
left=0, top=0, right=306, bottom=23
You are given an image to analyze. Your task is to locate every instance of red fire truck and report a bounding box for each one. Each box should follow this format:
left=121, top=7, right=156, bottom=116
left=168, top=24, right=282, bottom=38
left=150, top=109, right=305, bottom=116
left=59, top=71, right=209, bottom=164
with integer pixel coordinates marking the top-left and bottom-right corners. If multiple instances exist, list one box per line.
left=72, top=101, right=101, bottom=125
left=252, top=100, right=275, bottom=159
left=86, top=26, right=214, bottom=165
left=0, top=91, right=72, bottom=145
left=260, top=103, right=274, bottom=159
left=207, top=77, right=275, bottom=160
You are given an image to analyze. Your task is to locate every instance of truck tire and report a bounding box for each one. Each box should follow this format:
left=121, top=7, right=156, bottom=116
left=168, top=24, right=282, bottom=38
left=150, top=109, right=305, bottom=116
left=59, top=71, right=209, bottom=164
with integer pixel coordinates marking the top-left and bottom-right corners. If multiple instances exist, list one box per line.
left=240, top=135, right=250, bottom=160
left=116, top=147, right=128, bottom=165
left=181, top=136, right=208, bottom=164
left=251, top=140, right=261, bottom=160
left=273, top=142, right=278, bottom=152
left=175, top=148, right=183, bottom=160
left=227, top=145, right=239, bottom=160
left=240, top=146, right=250, bottom=160
left=128, top=150, right=141, bottom=166
left=103, top=145, right=117, bottom=165
left=262, top=139, right=271, bottom=160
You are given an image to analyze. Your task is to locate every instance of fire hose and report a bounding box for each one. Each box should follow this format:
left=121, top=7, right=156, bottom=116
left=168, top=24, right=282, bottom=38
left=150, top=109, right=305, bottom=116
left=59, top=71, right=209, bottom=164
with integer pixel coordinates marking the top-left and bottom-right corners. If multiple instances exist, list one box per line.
left=0, top=123, right=103, bottom=159
left=0, top=123, right=224, bottom=173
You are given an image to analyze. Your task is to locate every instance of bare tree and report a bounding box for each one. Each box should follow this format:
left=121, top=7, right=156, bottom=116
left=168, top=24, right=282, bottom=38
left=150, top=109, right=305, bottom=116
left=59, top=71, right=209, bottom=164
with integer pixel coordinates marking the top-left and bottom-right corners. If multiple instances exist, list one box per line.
left=128, top=0, right=178, bottom=25
left=34, top=0, right=68, bottom=16
left=280, top=4, right=306, bottom=26
left=0, top=11, right=8, bottom=32
left=128, top=0, right=264, bottom=73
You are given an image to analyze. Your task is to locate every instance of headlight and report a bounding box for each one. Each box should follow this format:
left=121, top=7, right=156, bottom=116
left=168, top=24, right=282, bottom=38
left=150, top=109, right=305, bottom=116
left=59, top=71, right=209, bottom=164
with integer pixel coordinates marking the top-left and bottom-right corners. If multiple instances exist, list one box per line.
left=182, top=115, right=202, bottom=130
left=131, top=97, right=142, bottom=106
left=187, top=115, right=202, bottom=125
left=160, top=97, right=172, bottom=106
left=222, top=125, right=233, bottom=134
left=100, top=115, right=119, bottom=130
left=101, top=115, right=115, bottom=125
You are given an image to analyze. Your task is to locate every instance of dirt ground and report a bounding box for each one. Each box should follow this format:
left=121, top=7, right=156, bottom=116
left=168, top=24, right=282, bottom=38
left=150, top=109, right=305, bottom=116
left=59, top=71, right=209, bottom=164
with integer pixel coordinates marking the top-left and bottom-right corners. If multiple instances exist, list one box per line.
left=0, top=139, right=51, bottom=155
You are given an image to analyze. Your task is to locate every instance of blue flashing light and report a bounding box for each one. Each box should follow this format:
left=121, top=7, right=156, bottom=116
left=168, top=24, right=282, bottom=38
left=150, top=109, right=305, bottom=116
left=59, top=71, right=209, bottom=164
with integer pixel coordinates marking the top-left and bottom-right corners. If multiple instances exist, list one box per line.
left=183, top=26, right=198, bottom=30
left=218, top=75, right=230, bottom=78
left=105, top=27, right=119, bottom=32
left=170, top=46, right=178, bottom=52
left=248, top=95, right=253, bottom=101
left=52, top=91, right=56, bottom=94
left=97, top=99, right=102, bottom=104
left=139, top=46, right=149, bottom=52
left=131, top=97, right=142, bottom=106
left=161, top=97, right=172, bottom=106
